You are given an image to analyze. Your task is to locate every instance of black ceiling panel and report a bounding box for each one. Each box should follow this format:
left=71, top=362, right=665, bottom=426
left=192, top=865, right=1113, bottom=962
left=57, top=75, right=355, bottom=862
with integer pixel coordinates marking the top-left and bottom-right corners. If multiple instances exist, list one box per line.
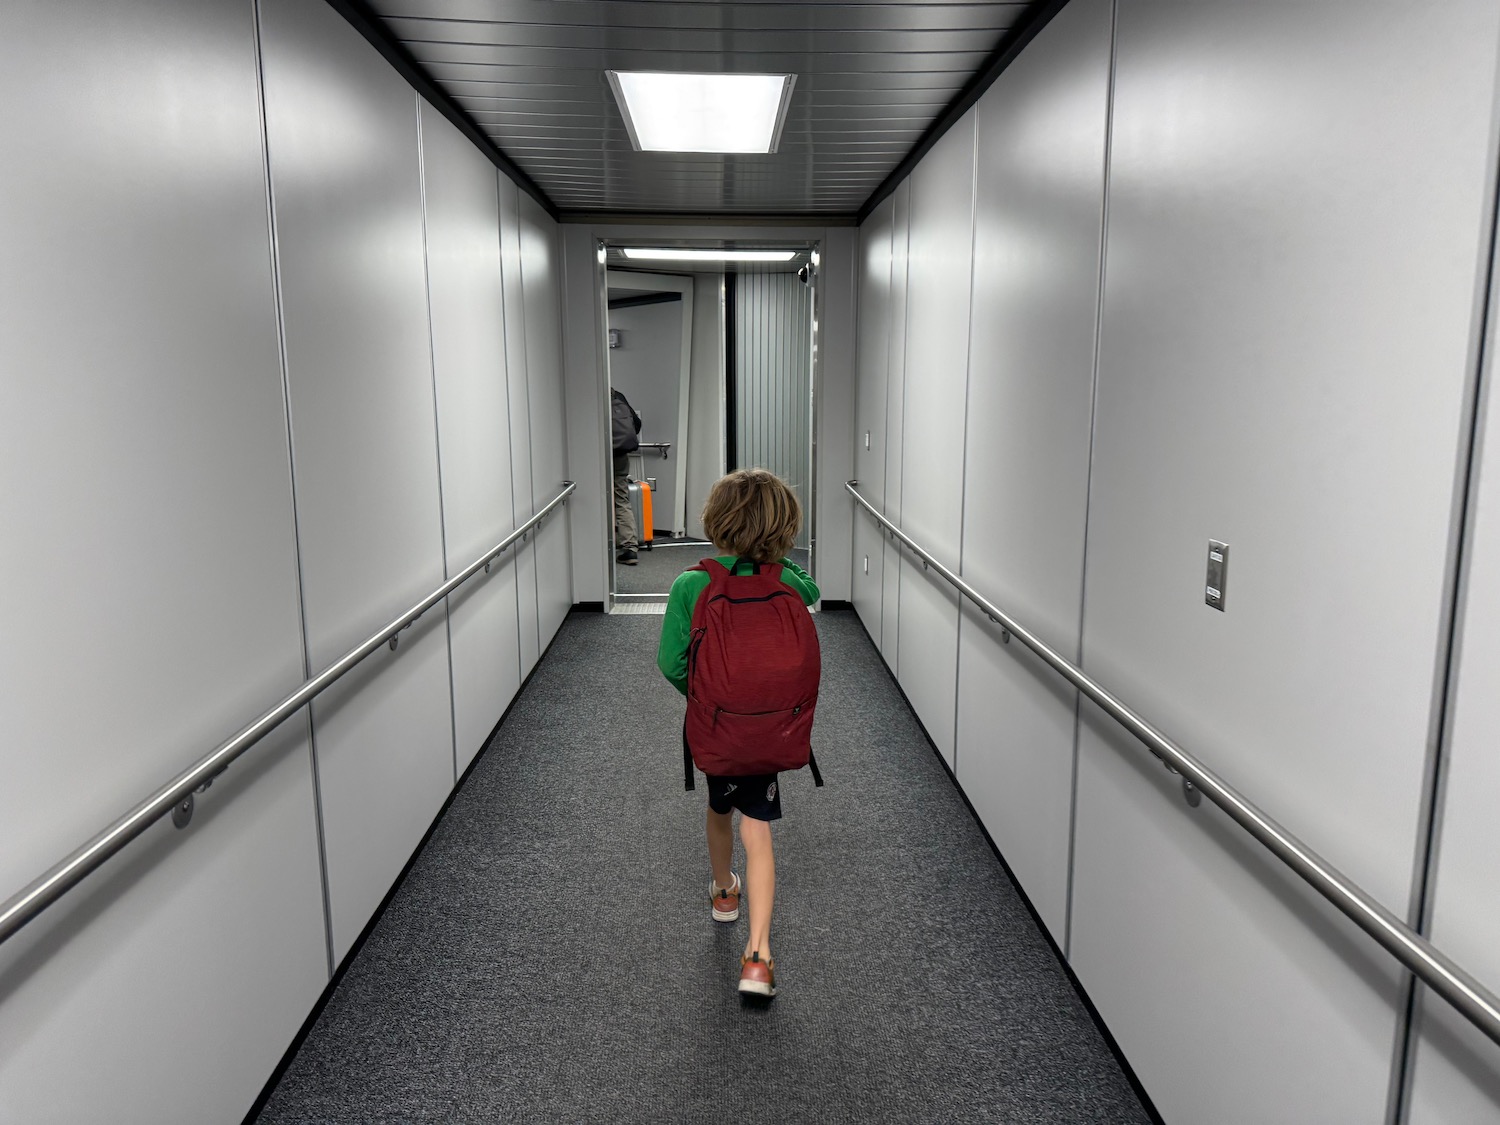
left=360, top=0, right=1051, bottom=215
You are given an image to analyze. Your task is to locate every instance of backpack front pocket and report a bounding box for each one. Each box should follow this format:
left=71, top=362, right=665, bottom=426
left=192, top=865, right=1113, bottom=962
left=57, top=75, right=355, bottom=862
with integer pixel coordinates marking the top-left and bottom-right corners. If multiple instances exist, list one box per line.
left=685, top=695, right=814, bottom=776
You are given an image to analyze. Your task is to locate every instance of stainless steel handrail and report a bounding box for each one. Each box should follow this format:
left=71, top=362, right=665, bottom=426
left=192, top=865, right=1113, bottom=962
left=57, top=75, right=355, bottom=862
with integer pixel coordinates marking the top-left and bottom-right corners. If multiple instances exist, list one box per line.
left=846, top=479, right=1500, bottom=1047
left=636, top=441, right=670, bottom=458
left=0, top=481, right=576, bottom=947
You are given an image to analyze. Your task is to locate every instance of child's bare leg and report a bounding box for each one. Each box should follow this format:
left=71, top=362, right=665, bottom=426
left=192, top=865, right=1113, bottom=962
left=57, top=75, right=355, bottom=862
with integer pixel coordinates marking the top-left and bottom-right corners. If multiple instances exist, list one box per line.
left=739, top=815, right=775, bottom=960
left=706, top=806, right=735, bottom=889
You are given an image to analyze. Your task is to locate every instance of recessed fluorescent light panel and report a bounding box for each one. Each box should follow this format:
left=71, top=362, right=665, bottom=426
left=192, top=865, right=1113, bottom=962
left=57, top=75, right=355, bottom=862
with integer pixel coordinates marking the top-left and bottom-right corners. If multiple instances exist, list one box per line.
left=621, top=249, right=798, bottom=263
left=607, top=71, right=797, bottom=153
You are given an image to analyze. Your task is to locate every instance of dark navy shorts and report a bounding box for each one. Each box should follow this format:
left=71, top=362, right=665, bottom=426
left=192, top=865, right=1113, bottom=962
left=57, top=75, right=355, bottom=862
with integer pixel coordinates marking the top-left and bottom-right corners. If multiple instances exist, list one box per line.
left=706, top=773, right=782, bottom=822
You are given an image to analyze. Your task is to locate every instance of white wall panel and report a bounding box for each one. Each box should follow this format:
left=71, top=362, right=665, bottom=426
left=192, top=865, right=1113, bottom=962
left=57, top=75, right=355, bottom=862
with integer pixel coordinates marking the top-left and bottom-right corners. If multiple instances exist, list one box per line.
left=1409, top=322, right=1500, bottom=1118
left=954, top=0, right=1113, bottom=944
left=686, top=273, right=727, bottom=542
left=736, top=272, right=814, bottom=542
left=0, top=1, right=325, bottom=1120
left=519, top=192, right=573, bottom=646
left=853, top=200, right=894, bottom=636
left=896, top=112, right=977, bottom=766
left=881, top=182, right=913, bottom=671
left=260, top=0, right=454, bottom=963
left=1070, top=1, right=1500, bottom=1119
left=418, top=100, right=521, bottom=775
left=1074, top=704, right=1407, bottom=1124
left=816, top=226, right=859, bottom=602
left=499, top=176, right=541, bottom=674
left=561, top=225, right=611, bottom=604
left=0, top=726, right=325, bottom=1125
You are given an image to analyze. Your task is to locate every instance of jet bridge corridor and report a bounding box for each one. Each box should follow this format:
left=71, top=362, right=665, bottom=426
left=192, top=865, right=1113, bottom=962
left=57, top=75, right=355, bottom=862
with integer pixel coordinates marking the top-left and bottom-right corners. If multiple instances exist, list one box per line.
left=6, top=1, right=1500, bottom=1122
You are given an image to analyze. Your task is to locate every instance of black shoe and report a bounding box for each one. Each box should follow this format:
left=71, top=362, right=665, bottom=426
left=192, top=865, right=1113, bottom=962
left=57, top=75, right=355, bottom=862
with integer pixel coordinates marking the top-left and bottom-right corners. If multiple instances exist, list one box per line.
left=617, top=549, right=638, bottom=565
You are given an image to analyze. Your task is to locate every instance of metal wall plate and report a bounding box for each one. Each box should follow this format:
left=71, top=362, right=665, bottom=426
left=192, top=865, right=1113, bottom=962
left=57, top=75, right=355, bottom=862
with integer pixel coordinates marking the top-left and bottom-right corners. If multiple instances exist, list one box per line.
left=1205, top=539, right=1229, bottom=610
left=171, top=794, right=194, bottom=830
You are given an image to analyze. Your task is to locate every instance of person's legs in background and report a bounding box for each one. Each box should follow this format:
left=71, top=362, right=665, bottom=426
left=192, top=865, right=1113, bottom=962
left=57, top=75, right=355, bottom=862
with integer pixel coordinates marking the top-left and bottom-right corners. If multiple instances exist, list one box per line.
left=613, top=453, right=638, bottom=563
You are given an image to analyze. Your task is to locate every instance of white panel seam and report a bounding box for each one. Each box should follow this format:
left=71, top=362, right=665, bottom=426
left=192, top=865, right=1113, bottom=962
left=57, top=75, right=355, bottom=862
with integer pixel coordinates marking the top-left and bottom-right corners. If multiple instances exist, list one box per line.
left=877, top=213, right=897, bottom=650
left=953, top=111, right=980, bottom=778
left=1065, top=0, right=1119, bottom=964
left=498, top=175, right=526, bottom=689
left=252, top=0, right=335, bottom=980
left=414, top=96, right=461, bottom=791
left=894, top=181, right=914, bottom=683
left=517, top=206, right=543, bottom=650
left=675, top=269, right=695, bottom=534
left=1387, top=28, right=1500, bottom=1122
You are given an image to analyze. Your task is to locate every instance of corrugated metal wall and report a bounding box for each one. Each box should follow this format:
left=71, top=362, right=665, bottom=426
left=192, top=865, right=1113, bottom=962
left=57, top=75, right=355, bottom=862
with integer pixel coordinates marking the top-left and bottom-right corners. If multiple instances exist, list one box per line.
left=734, top=272, right=813, bottom=546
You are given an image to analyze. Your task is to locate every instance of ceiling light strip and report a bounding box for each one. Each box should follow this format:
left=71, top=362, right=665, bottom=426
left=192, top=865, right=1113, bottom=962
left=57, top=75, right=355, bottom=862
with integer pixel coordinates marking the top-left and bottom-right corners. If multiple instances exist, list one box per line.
left=621, top=249, right=798, bottom=263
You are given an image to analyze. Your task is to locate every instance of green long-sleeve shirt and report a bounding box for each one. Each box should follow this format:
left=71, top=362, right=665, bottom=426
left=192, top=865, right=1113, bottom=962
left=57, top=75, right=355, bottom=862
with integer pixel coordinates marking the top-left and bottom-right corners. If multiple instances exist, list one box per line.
left=656, top=556, right=820, bottom=695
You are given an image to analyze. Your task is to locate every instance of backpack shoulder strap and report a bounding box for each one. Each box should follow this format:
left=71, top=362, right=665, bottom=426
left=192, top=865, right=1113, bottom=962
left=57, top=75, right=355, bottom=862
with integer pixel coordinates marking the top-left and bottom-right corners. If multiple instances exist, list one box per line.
left=688, top=559, right=729, bottom=627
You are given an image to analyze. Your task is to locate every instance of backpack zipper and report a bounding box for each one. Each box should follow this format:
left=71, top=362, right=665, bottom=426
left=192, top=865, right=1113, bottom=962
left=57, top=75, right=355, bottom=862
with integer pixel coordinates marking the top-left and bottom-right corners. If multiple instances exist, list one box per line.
left=688, top=628, right=706, bottom=684
left=711, top=703, right=807, bottom=719
left=704, top=590, right=797, bottom=607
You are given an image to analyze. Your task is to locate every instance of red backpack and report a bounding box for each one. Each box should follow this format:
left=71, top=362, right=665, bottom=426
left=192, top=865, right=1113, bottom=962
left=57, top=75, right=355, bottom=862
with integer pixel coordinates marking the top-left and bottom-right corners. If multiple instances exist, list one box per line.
left=682, top=558, right=823, bottom=790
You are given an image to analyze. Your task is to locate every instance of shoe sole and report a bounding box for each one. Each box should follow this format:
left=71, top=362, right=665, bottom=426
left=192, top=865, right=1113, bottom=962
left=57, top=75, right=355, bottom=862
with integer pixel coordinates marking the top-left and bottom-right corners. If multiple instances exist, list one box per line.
left=712, top=906, right=740, bottom=922
left=738, top=979, right=776, bottom=998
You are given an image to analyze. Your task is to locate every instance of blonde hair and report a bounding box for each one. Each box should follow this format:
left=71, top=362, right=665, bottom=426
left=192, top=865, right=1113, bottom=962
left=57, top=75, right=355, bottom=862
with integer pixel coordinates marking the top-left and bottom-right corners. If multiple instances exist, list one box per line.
left=701, top=469, right=802, bottom=563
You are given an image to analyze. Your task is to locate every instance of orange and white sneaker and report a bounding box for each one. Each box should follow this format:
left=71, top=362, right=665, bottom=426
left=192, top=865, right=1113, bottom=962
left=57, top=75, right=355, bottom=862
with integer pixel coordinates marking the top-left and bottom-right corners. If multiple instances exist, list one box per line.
left=738, top=951, right=776, bottom=998
left=711, top=874, right=741, bottom=922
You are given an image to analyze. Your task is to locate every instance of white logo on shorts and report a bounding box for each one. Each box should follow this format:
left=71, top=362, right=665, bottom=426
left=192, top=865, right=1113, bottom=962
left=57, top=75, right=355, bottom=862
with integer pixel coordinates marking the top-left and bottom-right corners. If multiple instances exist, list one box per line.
left=725, top=783, right=737, bottom=794
left=766, top=782, right=777, bottom=801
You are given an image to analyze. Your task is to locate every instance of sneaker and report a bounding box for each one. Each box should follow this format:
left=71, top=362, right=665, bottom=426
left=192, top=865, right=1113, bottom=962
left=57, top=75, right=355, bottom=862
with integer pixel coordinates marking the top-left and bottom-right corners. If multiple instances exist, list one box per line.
left=738, top=951, right=776, bottom=998
left=617, top=548, right=638, bottom=565
left=711, top=873, right=740, bottom=922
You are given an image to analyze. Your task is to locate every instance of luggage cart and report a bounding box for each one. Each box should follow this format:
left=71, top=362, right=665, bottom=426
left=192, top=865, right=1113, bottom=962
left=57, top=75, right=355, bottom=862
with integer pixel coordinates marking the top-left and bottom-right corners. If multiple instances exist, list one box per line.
left=627, top=443, right=670, bottom=547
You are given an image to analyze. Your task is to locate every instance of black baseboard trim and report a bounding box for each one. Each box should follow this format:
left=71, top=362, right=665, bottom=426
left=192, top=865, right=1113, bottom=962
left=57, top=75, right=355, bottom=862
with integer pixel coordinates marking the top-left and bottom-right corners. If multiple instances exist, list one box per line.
left=242, top=622, right=569, bottom=1124
left=843, top=609, right=1165, bottom=1125
left=819, top=599, right=854, bottom=612
left=571, top=601, right=605, bottom=613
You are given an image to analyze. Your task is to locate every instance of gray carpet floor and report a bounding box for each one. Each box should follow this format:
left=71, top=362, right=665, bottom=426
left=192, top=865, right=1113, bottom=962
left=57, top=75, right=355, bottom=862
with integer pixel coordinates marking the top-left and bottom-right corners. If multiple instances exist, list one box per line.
left=252, top=611, right=1151, bottom=1124
left=617, top=543, right=810, bottom=595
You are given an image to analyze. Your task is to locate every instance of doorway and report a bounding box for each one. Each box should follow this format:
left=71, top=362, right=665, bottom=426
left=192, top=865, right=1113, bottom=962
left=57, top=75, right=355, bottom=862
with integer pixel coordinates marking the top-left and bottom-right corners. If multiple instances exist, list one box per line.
left=602, top=240, right=819, bottom=609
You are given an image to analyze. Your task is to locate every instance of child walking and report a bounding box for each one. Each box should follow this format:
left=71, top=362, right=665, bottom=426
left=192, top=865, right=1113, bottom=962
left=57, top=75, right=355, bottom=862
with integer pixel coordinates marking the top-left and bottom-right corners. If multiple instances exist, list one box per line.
left=656, top=469, right=821, bottom=999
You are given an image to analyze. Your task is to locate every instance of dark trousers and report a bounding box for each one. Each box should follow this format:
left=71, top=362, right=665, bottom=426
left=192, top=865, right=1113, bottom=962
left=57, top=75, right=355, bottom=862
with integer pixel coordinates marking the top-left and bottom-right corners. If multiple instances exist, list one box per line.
left=612, top=453, right=637, bottom=550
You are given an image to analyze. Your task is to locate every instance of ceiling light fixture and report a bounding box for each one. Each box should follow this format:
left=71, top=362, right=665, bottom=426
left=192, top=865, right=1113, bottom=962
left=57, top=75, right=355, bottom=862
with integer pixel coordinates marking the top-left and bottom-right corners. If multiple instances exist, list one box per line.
left=606, top=71, right=797, bottom=154
left=621, top=249, right=798, bottom=263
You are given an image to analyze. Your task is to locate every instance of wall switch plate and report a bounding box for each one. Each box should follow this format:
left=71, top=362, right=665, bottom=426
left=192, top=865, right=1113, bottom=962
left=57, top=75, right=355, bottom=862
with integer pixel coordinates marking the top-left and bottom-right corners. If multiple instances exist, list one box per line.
left=1205, top=540, right=1229, bottom=610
